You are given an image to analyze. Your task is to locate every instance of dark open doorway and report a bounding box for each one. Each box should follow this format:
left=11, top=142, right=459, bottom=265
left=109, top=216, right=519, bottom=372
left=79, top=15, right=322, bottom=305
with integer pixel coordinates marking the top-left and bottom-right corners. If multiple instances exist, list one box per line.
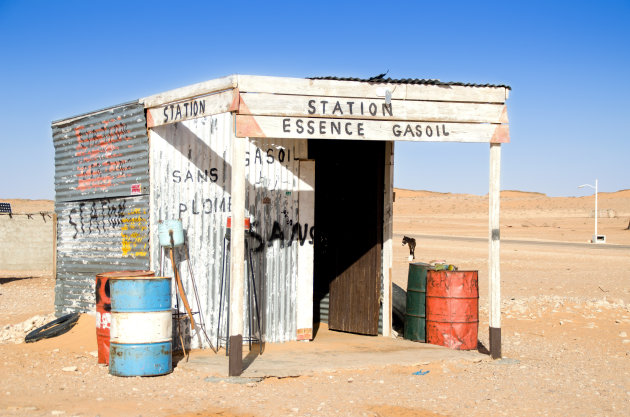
left=310, top=139, right=385, bottom=336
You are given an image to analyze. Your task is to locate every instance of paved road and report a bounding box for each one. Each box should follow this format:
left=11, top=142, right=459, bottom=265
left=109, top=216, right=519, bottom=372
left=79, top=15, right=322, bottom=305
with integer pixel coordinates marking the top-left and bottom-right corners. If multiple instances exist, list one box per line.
left=394, top=233, right=630, bottom=251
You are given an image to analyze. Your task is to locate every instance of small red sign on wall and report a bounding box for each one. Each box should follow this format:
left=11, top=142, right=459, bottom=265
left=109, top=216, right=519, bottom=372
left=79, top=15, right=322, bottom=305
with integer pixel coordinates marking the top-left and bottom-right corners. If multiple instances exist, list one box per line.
left=131, top=183, right=142, bottom=195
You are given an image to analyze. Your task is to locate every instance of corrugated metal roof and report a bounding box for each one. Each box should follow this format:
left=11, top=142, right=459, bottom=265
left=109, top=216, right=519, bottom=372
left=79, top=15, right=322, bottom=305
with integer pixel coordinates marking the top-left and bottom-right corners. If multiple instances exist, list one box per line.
left=309, top=75, right=511, bottom=90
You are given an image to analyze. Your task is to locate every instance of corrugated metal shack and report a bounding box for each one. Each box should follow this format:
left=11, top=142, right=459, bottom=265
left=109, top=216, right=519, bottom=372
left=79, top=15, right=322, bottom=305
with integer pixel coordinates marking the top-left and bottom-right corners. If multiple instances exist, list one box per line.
left=52, top=74, right=510, bottom=359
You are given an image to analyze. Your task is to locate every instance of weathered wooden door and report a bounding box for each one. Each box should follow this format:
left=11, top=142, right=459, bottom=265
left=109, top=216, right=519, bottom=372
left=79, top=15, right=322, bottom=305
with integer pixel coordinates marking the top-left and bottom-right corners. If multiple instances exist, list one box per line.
left=311, top=139, right=384, bottom=335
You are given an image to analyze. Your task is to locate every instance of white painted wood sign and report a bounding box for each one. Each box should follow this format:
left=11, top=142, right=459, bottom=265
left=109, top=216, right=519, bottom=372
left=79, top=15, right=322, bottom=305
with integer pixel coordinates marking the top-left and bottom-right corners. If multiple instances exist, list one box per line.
left=146, top=90, right=236, bottom=128
left=236, top=115, right=509, bottom=143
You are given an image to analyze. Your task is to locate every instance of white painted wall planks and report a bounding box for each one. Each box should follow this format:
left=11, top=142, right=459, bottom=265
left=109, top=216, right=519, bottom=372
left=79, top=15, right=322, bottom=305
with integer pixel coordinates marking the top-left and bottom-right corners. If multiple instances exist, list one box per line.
left=296, top=160, right=315, bottom=340
left=382, top=141, right=395, bottom=337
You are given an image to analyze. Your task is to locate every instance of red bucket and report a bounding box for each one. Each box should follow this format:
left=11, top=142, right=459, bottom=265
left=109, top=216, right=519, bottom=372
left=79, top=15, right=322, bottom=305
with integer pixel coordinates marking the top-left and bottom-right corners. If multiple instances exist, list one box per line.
left=95, top=270, right=154, bottom=364
left=426, top=270, right=478, bottom=350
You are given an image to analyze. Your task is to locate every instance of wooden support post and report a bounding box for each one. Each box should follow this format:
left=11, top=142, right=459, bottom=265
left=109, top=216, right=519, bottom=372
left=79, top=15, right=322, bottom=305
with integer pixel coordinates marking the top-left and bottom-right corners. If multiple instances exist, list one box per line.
left=296, top=160, right=315, bottom=341
left=489, top=143, right=502, bottom=359
left=382, top=141, right=394, bottom=337
left=229, top=129, right=246, bottom=376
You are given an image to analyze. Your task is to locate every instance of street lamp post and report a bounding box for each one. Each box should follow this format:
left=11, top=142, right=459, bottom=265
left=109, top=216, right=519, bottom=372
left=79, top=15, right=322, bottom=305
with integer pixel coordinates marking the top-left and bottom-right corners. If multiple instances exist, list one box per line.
left=578, top=179, right=598, bottom=243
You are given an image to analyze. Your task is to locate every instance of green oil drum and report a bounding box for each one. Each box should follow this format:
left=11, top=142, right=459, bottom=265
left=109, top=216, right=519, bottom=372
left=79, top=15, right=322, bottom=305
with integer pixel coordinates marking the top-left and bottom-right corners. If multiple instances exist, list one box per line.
left=404, top=262, right=431, bottom=341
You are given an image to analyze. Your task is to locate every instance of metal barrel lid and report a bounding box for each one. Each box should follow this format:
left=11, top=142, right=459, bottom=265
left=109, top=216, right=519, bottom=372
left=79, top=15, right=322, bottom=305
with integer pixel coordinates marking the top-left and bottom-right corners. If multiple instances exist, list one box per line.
left=96, top=270, right=155, bottom=278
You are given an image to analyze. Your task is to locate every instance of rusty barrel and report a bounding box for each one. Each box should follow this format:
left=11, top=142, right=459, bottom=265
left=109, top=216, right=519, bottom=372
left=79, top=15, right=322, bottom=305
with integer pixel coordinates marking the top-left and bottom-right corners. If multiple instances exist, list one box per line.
left=404, top=262, right=431, bottom=342
left=426, top=270, right=478, bottom=350
left=95, top=270, right=154, bottom=365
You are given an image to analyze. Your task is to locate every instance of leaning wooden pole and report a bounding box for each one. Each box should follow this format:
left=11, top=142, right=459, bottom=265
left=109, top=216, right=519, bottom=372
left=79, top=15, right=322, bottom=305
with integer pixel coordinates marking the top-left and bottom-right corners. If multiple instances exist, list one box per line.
left=229, top=129, right=246, bottom=376
left=489, top=143, right=502, bottom=359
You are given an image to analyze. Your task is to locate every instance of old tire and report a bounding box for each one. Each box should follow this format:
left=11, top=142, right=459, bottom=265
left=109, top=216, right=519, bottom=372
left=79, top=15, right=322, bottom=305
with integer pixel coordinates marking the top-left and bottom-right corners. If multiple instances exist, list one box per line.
left=25, top=313, right=80, bottom=343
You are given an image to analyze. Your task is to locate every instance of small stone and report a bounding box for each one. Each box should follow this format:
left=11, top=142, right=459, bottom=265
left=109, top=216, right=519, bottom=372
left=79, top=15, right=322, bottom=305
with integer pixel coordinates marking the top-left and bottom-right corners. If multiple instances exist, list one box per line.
left=347, top=377, right=354, bottom=383
left=619, top=332, right=628, bottom=338
left=290, top=408, right=299, bottom=413
left=89, top=351, right=98, bottom=357
left=51, top=411, right=65, bottom=416
left=52, top=349, right=59, bottom=352
left=62, top=366, right=77, bottom=372
left=246, top=382, right=257, bottom=388
left=379, top=380, right=384, bottom=384
left=96, top=398, right=104, bottom=402
left=559, top=321, right=564, bottom=325
left=623, top=340, right=630, bottom=344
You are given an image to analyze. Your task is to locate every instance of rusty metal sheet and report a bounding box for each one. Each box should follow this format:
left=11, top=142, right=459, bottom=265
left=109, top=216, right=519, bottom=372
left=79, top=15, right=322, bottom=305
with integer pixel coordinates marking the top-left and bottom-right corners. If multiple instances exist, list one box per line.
left=54, top=195, right=150, bottom=316
left=52, top=102, right=149, bottom=202
left=149, top=114, right=309, bottom=347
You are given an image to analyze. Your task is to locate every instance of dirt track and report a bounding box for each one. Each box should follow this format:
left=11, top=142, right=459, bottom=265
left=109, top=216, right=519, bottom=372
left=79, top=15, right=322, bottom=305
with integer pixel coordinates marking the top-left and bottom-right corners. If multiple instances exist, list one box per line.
left=1, top=190, right=629, bottom=416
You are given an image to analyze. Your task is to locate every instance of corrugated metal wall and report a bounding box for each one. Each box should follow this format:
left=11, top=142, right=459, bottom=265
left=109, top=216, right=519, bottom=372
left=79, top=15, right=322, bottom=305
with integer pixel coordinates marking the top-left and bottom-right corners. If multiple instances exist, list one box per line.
left=52, top=102, right=150, bottom=201
left=245, top=136, right=308, bottom=343
left=149, top=114, right=308, bottom=347
left=52, top=102, right=150, bottom=316
left=55, top=196, right=150, bottom=315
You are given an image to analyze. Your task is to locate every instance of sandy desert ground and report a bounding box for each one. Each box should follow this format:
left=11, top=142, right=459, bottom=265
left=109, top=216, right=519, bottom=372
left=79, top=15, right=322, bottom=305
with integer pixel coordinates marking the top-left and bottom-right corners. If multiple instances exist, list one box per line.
left=1, top=189, right=629, bottom=416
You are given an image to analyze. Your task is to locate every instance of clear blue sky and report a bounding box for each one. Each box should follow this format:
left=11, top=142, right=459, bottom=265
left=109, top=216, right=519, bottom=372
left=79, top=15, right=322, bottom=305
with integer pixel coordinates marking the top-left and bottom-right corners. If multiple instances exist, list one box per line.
left=0, top=0, right=628, bottom=199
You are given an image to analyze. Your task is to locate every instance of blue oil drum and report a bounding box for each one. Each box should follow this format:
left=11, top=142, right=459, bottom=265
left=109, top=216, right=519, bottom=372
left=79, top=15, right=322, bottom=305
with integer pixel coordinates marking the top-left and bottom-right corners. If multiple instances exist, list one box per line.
left=158, top=219, right=184, bottom=248
left=109, top=276, right=173, bottom=377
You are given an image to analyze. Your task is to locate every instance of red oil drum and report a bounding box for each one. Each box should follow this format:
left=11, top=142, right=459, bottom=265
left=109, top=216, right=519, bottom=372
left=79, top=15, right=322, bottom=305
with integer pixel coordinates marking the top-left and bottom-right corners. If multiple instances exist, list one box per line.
left=426, top=270, right=478, bottom=350
left=95, top=270, right=154, bottom=364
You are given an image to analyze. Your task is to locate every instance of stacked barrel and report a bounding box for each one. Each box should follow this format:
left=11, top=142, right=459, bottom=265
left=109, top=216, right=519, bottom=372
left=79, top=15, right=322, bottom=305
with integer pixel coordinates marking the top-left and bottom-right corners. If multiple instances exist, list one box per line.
left=95, top=270, right=154, bottom=365
left=108, top=276, right=173, bottom=376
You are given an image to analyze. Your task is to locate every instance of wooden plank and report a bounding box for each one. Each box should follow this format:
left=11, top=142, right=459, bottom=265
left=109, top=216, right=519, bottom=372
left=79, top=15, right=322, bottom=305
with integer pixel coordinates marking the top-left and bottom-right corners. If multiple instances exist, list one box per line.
left=142, top=75, right=237, bottom=108
left=237, top=74, right=507, bottom=103
left=146, top=90, right=236, bottom=128
left=488, top=143, right=502, bottom=359
left=238, top=92, right=507, bottom=124
left=296, top=160, right=315, bottom=341
left=229, top=132, right=246, bottom=375
left=381, top=141, right=394, bottom=337
left=236, top=115, right=510, bottom=143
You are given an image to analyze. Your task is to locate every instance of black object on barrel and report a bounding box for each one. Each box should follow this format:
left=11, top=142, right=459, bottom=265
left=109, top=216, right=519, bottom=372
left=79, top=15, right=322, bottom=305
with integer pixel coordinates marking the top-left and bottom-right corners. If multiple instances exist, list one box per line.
left=404, top=262, right=431, bottom=341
